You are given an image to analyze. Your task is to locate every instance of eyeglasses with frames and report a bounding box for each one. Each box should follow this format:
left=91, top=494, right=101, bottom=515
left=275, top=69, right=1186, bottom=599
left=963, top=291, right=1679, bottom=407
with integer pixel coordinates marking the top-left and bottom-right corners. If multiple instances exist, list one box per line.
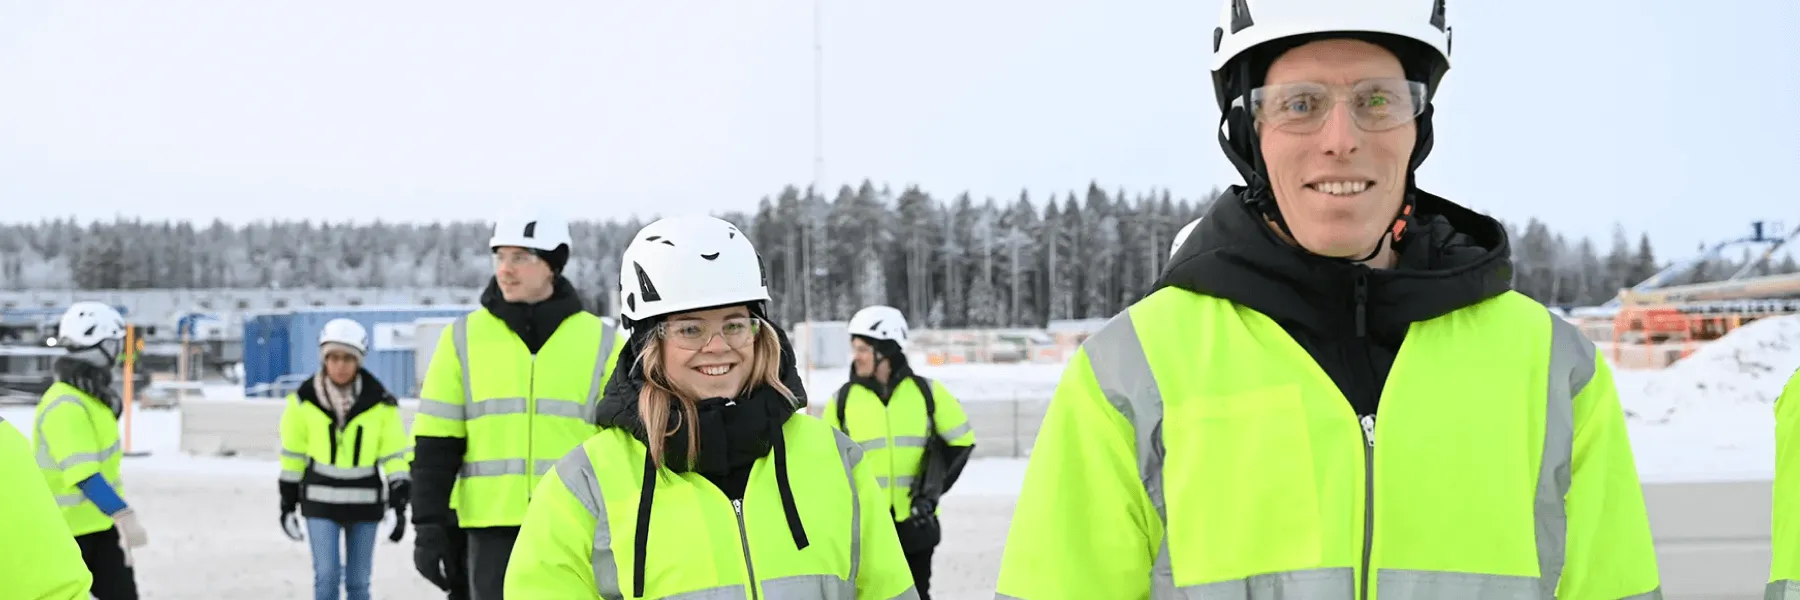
left=658, top=317, right=761, bottom=351
left=1233, top=77, right=1428, bottom=134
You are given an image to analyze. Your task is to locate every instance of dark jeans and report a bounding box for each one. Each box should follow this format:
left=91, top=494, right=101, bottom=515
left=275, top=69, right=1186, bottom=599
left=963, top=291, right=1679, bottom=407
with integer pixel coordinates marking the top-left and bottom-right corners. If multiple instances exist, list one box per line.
left=75, top=526, right=141, bottom=600
left=905, top=547, right=935, bottom=600
left=466, top=526, right=521, bottom=600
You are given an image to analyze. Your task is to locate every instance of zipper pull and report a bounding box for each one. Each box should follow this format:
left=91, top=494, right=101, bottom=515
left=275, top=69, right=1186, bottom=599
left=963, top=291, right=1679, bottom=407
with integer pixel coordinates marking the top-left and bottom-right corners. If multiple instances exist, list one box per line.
left=732, top=498, right=744, bottom=516
left=1360, top=414, right=1377, bottom=448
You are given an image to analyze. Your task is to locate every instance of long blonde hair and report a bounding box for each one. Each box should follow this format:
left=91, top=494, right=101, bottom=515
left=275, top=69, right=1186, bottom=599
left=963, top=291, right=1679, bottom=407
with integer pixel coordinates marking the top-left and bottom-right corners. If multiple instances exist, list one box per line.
left=637, top=321, right=794, bottom=469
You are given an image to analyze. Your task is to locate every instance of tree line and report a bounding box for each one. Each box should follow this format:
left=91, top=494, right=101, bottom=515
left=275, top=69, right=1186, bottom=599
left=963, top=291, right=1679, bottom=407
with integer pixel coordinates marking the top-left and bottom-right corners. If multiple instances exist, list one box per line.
left=2, top=180, right=1791, bottom=328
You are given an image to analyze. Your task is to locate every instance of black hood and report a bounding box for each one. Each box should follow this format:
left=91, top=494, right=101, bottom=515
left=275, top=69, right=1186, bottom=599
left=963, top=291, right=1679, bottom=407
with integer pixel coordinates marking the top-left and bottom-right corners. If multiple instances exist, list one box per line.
left=1160, top=186, right=1513, bottom=341
left=589, top=313, right=812, bottom=599
left=479, top=275, right=587, bottom=354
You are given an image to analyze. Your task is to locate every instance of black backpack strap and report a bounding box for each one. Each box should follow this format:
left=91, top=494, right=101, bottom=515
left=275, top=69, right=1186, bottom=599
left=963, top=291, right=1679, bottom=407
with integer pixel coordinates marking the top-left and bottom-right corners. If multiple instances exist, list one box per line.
left=912, top=375, right=938, bottom=438
left=832, top=382, right=853, bottom=436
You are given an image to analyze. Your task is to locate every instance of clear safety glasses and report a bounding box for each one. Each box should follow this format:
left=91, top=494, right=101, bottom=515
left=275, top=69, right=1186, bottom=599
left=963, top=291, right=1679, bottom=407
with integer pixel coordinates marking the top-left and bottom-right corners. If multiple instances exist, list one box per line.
left=658, top=317, right=761, bottom=351
left=490, top=251, right=543, bottom=269
left=1233, top=77, right=1428, bottom=134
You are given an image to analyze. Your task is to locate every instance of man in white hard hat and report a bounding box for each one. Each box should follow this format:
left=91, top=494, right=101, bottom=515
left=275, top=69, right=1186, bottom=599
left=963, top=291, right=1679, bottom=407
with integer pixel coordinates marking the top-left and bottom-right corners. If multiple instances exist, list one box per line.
left=35, top=301, right=147, bottom=599
left=825, top=304, right=975, bottom=600
left=409, top=211, right=626, bottom=600
left=996, top=1, right=1662, bottom=598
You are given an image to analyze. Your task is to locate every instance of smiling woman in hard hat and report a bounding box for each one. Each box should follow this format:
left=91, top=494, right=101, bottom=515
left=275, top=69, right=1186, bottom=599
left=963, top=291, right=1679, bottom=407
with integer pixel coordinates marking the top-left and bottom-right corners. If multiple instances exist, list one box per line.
left=277, top=318, right=411, bottom=600
left=503, top=215, right=917, bottom=599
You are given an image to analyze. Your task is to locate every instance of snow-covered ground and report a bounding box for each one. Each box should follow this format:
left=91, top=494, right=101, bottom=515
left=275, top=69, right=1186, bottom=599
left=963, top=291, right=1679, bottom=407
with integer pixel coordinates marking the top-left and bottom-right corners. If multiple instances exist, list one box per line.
left=5, top=316, right=1795, bottom=598
left=1615, top=315, right=1800, bottom=482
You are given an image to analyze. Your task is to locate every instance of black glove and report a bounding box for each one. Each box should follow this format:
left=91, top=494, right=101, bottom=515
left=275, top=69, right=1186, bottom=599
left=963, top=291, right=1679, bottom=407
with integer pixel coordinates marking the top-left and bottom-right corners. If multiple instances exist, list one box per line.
left=388, top=506, right=407, bottom=543
left=910, top=494, right=939, bottom=519
left=389, top=479, right=411, bottom=510
left=279, top=480, right=300, bottom=514
left=412, top=522, right=456, bottom=591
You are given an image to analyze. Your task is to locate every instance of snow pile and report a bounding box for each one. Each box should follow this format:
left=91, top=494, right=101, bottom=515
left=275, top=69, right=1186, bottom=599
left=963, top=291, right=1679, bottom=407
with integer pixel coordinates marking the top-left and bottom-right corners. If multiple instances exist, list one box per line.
left=1617, top=315, right=1800, bottom=424
left=1615, top=315, right=1800, bottom=482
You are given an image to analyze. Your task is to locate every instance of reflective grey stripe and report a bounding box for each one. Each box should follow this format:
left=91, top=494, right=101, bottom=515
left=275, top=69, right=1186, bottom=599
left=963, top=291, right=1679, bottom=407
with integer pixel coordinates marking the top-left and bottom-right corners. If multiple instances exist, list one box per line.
left=875, top=475, right=915, bottom=489
left=557, top=429, right=870, bottom=598
left=56, top=493, right=85, bottom=507
left=312, top=463, right=377, bottom=479
left=939, top=422, right=972, bottom=441
left=279, top=449, right=308, bottom=461
left=379, top=448, right=411, bottom=464
left=454, top=314, right=474, bottom=407
left=55, top=439, right=122, bottom=470
left=1771, top=580, right=1800, bottom=599
left=553, top=450, right=622, bottom=598
left=535, top=458, right=557, bottom=476
left=304, top=485, right=381, bottom=504
left=447, top=314, right=614, bottom=424
left=1079, top=313, right=1173, bottom=593
left=831, top=428, right=866, bottom=586
left=387, top=471, right=412, bottom=482
left=537, top=398, right=588, bottom=420
left=462, top=458, right=529, bottom=477
left=586, top=323, right=619, bottom=423
left=33, top=395, right=91, bottom=470
left=1076, top=308, right=1591, bottom=597
left=279, top=471, right=303, bottom=483
left=418, top=399, right=464, bottom=419
left=1538, top=313, right=1589, bottom=596
left=760, top=573, right=855, bottom=598
left=468, top=397, right=529, bottom=419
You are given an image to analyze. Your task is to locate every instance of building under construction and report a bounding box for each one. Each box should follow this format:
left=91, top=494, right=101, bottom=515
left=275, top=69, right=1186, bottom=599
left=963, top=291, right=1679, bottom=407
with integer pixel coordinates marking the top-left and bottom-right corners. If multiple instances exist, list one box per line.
left=1571, top=221, right=1800, bottom=368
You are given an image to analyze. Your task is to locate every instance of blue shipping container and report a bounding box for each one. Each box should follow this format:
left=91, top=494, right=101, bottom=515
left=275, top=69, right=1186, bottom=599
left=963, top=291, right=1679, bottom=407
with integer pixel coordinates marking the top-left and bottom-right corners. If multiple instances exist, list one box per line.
left=241, top=312, right=294, bottom=397
left=285, top=306, right=476, bottom=398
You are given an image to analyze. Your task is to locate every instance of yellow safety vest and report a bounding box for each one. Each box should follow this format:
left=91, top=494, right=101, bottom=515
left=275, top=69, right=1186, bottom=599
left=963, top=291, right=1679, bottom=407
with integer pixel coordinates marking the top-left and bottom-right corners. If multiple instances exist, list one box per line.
left=279, top=377, right=411, bottom=522
left=34, top=381, right=127, bottom=537
left=1770, top=367, right=1800, bottom=598
left=412, top=309, right=623, bottom=528
left=503, top=414, right=919, bottom=600
left=0, top=416, right=93, bottom=599
left=826, top=377, right=975, bottom=520
left=995, top=288, right=1663, bottom=600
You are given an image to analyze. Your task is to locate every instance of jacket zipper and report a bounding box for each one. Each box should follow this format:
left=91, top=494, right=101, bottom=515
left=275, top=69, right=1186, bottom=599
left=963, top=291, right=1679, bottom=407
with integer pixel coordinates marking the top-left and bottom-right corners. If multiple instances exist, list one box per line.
left=1351, top=271, right=1377, bottom=599
left=1359, top=414, right=1377, bottom=600
left=732, top=498, right=760, bottom=600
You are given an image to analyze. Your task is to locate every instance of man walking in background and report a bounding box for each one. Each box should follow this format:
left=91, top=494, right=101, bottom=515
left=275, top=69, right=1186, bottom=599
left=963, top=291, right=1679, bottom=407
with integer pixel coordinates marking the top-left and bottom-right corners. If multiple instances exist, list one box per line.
left=824, top=304, right=976, bottom=600
left=408, top=210, right=625, bottom=600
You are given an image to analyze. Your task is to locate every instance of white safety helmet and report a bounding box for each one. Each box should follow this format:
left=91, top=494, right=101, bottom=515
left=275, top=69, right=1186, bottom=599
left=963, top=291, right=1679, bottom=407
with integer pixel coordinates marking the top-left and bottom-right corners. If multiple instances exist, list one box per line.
left=1210, top=0, right=1452, bottom=109
left=57, top=301, right=126, bottom=351
left=318, top=318, right=368, bottom=356
left=848, top=305, right=909, bottom=349
left=489, top=209, right=573, bottom=253
left=1170, top=217, right=1204, bottom=260
left=617, top=216, right=769, bottom=324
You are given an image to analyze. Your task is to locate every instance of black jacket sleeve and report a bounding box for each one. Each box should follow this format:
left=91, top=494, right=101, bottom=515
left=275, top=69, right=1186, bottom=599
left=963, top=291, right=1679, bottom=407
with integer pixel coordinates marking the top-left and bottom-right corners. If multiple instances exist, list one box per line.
left=939, top=444, right=975, bottom=494
left=409, top=435, right=466, bottom=526
left=279, top=480, right=299, bottom=512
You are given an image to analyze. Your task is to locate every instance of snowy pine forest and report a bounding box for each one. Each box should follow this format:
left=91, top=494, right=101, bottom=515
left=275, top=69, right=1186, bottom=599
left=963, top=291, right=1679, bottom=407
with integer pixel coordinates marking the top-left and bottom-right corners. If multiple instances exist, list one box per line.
left=2, top=180, right=1794, bottom=328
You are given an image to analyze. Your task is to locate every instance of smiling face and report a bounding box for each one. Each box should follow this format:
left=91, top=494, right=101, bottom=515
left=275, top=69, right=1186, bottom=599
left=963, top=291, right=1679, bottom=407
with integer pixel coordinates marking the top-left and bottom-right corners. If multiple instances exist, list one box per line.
left=658, top=305, right=757, bottom=400
left=1259, top=38, right=1416, bottom=262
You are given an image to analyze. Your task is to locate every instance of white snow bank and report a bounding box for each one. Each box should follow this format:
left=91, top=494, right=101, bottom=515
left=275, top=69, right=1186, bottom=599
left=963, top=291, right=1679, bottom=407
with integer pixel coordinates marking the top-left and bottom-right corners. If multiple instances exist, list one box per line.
left=1616, top=315, right=1800, bottom=482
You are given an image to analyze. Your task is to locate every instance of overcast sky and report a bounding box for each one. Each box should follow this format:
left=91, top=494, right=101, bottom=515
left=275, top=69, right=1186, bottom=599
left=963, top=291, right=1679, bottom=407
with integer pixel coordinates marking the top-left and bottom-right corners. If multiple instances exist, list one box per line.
left=1, top=1, right=1795, bottom=256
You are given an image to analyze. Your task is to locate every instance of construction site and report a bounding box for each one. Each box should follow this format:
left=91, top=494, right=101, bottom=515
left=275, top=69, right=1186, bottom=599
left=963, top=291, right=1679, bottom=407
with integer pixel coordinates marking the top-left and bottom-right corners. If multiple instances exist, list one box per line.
left=1570, top=220, right=1800, bottom=370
